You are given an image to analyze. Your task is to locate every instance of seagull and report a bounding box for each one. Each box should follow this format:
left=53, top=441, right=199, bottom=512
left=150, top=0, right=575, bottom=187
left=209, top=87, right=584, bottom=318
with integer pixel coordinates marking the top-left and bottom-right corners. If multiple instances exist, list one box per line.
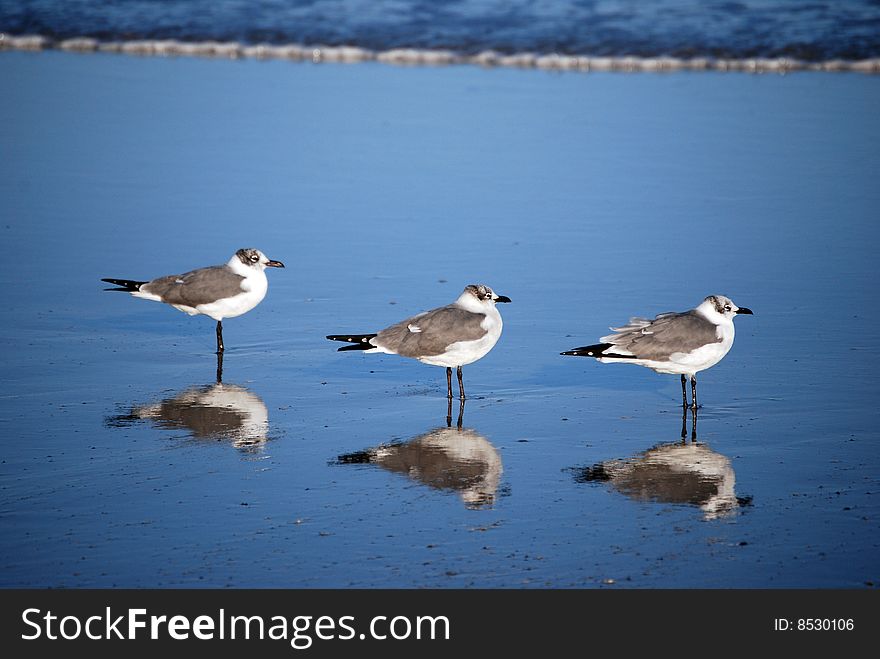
left=327, top=284, right=511, bottom=399
left=102, top=248, right=284, bottom=354
left=561, top=295, right=753, bottom=408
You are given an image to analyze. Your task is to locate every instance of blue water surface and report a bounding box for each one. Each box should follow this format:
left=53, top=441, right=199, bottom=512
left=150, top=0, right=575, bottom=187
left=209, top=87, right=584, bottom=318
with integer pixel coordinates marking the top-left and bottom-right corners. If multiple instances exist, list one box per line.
left=3, top=0, right=880, bottom=60
left=0, top=50, right=878, bottom=587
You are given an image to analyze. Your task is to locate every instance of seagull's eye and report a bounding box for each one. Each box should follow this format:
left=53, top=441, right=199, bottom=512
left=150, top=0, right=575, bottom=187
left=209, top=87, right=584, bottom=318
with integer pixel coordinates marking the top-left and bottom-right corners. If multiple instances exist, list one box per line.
left=724, top=305, right=731, bottom=311
left=250, top=255, right=259, bottom=262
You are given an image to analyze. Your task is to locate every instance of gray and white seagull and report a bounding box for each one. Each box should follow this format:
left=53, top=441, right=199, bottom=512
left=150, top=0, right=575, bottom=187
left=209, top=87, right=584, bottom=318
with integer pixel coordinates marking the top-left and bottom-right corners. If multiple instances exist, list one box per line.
left=327, top=284, right=511, bottom=400
left=102, top=248, right=284, bottom=353
left=562, top=295, right=753, bottom=408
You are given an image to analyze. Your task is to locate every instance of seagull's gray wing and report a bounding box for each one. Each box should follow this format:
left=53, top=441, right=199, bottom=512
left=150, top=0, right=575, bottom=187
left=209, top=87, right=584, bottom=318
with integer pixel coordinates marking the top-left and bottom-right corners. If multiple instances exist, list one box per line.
left=141, top=265, right=245, bottom=307
left=373, top=304, right=488, bottom=358
left=602, top=310, right=721, bottom=360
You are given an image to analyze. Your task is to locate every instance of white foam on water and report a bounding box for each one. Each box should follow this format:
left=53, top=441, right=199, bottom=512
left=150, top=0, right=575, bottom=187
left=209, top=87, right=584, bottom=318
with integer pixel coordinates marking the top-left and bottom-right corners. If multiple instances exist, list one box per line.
left=2, top=33, right=879, bottom=73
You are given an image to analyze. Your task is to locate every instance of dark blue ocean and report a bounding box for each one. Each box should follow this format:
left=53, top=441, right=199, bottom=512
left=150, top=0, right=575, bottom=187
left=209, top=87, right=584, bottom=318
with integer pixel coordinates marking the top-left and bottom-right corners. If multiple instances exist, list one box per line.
left=3, top=0, right=880, bottom=61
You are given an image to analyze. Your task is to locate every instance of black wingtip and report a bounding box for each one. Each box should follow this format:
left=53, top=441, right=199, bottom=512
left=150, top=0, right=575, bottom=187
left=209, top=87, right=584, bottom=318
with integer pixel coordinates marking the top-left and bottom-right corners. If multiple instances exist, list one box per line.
left=336, top=343, right=373, bottom=352
left=327, top=333, right=378, bottom=351
left=327, top=333, right=377, bottom=343
left=101, top=278, right=146, bottom=292
left=561, top=343, right=614, bottom=358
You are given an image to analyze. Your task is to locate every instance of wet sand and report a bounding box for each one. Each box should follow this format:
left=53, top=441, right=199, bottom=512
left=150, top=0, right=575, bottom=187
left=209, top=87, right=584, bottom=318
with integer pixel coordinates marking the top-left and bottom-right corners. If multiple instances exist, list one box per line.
left=1, top=50, right=878, bottom=587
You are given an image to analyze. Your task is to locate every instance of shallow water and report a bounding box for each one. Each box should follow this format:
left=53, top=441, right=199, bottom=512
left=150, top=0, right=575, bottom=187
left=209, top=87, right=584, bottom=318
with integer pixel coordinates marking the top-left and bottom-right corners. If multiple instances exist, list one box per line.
left=1, top=51, right=879, bottom=587
left=4, top=0, right=880, bottom=60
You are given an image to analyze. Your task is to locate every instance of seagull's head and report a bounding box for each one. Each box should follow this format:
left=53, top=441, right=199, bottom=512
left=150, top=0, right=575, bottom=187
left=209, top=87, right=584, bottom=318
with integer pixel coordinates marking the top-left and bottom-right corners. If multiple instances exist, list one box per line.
left=463, top=284, right=511, bottom=307
left=235, top=248, right=285, bottom=271
left=704, top=295, right=753, bottom=321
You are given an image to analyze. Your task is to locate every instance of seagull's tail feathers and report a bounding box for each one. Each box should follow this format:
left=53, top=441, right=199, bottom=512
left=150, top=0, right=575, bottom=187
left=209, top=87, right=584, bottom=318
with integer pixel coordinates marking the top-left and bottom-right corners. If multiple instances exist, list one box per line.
left=101, top=278, right=148, bottom=292
left=326, top=333, right=378, bottom=352
left=561, top=342, right=630, bottom=359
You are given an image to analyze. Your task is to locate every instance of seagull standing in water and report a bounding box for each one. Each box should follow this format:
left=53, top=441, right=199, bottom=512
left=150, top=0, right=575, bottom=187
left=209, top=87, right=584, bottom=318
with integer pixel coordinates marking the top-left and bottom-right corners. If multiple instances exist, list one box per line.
left=562, top=295, right=753, bottom=408
left=327, top=284, right=511, bottom=399
left=102, top=248, right=284, bottom=354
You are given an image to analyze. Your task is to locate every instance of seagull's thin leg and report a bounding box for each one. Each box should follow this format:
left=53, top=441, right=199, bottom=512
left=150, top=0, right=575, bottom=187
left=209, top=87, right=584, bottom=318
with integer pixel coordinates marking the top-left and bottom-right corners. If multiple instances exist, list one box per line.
left=680, top=404, right=688, bottom=442
left=681, top=374, right=688, bottom=408
left=690, top=405, right=698, bottom=441
left=216, top=320, right=225, bottom=354
left=691, top=375, right=698, bottom=410
left=457, top=398, right=465, bottom=429
left=216, top=351, right=224, bottom=383
left=446, top=396, right=453, bottom=427
left=446, top=367, right=453, bottom=400
left=457, top=366, right=466, bottom=401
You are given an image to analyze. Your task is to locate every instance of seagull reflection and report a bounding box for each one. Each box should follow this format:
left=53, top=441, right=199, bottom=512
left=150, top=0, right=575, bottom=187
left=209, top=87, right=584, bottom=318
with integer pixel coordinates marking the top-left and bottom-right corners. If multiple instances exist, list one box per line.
left=335, top=401, right=503, bottom=509
left=573, top=408, right=744, bottom=519
left=107, top=382, right=270, bottom=451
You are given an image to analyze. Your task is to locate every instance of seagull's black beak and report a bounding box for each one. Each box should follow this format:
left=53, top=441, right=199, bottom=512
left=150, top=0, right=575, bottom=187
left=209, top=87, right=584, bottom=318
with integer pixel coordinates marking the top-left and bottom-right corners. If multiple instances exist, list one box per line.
left=494, top=295, right=511, bottom=303
left=736, top=307, right=753, bottom=315
left=266, top=259, right=285, bottom=268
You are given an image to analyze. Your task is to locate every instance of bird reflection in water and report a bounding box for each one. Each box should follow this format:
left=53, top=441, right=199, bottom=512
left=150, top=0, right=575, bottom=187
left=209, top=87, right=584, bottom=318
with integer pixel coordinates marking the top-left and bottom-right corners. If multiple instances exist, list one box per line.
left=107, top=376, right=270, bottom=452
left=573, top=408, right=748, bottom=519
left=335, top=400, right=503, bottom=509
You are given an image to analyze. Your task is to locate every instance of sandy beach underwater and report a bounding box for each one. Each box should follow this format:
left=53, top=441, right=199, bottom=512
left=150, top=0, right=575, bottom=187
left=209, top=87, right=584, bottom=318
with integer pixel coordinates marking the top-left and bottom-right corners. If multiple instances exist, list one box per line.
left=1, top=49, right=878, bottom=587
